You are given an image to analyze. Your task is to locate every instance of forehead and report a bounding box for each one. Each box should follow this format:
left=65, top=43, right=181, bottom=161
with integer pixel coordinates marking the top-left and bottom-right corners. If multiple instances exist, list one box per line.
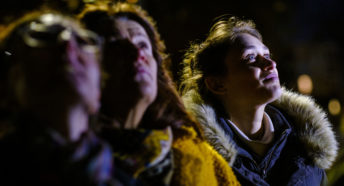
left=234, top=33, right=268, bottom=51
left=115, top=18, right=149, bottom=39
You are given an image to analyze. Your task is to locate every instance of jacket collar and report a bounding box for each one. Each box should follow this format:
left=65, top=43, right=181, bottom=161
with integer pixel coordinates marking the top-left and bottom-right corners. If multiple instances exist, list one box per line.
left=182, top=87, right=338, bottom=169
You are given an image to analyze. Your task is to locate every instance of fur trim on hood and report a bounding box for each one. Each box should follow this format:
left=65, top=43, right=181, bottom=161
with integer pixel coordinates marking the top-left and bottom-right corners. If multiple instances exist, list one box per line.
left=182, top=87, right=338, bottom=169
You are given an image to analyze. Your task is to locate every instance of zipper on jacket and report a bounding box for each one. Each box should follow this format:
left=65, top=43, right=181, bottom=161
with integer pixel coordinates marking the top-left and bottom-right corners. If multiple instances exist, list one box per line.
left=262, top=130, right=288, bottom=179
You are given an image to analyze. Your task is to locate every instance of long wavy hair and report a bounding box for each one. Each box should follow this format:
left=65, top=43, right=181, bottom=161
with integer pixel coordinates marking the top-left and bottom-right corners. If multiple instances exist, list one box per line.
left=79, top=2, right=203, bottom=138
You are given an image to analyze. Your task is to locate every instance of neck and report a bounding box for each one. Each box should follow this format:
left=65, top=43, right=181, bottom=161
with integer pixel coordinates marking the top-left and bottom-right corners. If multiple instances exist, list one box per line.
left=122, top=99, right=149, bottom=129
left=33, top=103, right=89, bottom=142
left=225, top=101, right=266, bottom=140
left=101, top=98, right=150, bottom=129
left=67, top=104, right=89, bottom=141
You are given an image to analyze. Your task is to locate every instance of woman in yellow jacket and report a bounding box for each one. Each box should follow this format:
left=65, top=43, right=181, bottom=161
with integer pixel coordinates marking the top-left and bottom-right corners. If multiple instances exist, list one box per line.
left=79, top=2, right=239, bottom=185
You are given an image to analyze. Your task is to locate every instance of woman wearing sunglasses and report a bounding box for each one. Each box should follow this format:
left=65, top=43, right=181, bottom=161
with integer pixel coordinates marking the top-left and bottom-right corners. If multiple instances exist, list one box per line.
left=0, top=12, right=113, bottom=186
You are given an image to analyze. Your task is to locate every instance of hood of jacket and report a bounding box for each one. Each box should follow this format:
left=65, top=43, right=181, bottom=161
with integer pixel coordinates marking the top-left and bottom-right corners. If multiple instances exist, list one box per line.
left=182, top=87, right=338, bottom=169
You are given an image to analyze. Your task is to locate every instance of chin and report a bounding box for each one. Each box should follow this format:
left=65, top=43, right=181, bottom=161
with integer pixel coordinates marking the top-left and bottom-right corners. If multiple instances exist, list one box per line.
left=140, top=85, right=157, bottom=104
left=87, top=102, right=100, bottom=114
left=265, top=85, right=282, bottom=103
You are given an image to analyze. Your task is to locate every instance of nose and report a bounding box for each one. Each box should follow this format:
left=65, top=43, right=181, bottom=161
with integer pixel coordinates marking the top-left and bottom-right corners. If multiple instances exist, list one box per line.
left=137, top=49, right=148, bottom=65
left=258, top=55, right=276, bottom=71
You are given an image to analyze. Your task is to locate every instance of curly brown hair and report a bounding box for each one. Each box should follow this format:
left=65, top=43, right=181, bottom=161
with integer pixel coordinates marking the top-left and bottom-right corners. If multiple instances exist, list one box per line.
left=79, top=2, right=203, bottom=138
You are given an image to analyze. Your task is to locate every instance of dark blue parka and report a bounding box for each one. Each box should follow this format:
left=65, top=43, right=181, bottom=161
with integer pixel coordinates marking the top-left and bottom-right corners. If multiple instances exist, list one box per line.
left=183, top=88, right=338, bottom=186
left=217, top=105, right=325, bottom=185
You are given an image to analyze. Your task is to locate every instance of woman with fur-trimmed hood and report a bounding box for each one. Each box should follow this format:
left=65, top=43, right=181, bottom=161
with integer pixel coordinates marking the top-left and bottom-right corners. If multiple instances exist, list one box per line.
left=180, top=16, right=338, bottom=186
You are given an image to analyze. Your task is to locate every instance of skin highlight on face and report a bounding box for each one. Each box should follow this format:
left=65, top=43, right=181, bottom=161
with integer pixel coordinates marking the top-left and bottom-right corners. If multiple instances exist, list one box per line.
left=115, top=18, right=158, bottom=104
left=98, top=18, right=159, bottom=129
left=202, top=33, right=282, bottom=139
left=65, top=32, right=101, bottom=114
left=218, top=33, right=281, bottom=107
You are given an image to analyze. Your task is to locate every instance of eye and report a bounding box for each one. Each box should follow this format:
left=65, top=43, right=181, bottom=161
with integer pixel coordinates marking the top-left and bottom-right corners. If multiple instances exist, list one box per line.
left=137, top=41, right=148, bottom=49
left=263, top=54, right=271, bottom=59
left=244, top=54, right=256, bottom=63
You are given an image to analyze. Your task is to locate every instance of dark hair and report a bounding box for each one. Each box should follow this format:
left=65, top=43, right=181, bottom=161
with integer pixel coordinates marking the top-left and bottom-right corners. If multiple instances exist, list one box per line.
left=79, top=2, right=203, bottom=138
left=180, top=16, right=262, bottom=109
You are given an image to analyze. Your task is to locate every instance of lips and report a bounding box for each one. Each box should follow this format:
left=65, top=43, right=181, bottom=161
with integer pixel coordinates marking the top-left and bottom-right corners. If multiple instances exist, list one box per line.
left=262, top=73, right=279, bottom=82
left=136, top=65, right=147, bottom=73
left=135, top=65, right=152, bottom=80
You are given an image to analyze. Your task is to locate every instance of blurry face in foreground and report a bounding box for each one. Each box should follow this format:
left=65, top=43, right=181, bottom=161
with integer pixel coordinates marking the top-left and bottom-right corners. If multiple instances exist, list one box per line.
left=65, top=30, right=101, bottom=114
left=219, top=33, right=281, bottom=106
left=15, top=19, right=102, bottom=114
left=114, top=18, right=158, bottom=104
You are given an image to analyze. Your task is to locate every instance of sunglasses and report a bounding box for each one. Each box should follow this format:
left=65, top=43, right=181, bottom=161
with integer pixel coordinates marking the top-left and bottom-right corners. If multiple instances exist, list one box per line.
left=17, top=14, right=102, bottom=54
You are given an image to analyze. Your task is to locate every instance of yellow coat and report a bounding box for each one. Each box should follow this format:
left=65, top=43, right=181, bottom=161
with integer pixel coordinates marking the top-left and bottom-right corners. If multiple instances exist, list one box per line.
left=171, top=126, right=240, bottom=186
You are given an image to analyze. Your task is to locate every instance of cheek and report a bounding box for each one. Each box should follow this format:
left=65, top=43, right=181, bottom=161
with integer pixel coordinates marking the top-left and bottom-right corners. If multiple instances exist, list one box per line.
left=87, top=63, right=101, bottom=99
left=153, top=63, right=158, bottom=80
left=149, top=60, right=158, bottom=99
left=225, top=69, right=261, bottom=91
left=152, top=62, right=158, bottom=92
left=243, top=67, right=260, bottom=82
left=88, top=63, right=100, bottom=85
left=148, top=57, right=158, bottom=81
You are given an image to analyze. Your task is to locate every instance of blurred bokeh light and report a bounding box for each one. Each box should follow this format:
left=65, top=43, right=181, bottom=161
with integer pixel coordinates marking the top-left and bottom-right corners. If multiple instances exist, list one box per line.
left=297, top=74, right=313, bottom=94
left=127, top=0, right=139, bottom=4
left=328, top=99, right=341, bottom=116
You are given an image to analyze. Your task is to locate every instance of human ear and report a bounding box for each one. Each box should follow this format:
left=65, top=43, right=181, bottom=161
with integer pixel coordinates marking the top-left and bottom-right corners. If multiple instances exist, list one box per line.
left=205, top=76, right=226, bottom=95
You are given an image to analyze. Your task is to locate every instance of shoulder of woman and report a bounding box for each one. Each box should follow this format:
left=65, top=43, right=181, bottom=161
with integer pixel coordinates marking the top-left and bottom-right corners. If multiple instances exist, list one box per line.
left=272, top=87, right=338, bottom=169
left=172, top=125, right=226, bottom=158
left=171, top=126, right=240, bottom=186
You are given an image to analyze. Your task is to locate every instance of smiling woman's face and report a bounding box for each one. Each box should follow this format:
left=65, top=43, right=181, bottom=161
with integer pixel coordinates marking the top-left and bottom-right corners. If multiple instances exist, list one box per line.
left=115, top=18, right=158, bottom=104
left=218, top=33, right=281, bottom=106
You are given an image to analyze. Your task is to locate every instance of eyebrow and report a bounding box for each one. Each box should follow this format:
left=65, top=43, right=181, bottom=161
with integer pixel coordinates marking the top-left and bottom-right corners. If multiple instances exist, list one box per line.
left=128, top=27, right=147, bottom=38
left=244, top=45, right=269, bottom=51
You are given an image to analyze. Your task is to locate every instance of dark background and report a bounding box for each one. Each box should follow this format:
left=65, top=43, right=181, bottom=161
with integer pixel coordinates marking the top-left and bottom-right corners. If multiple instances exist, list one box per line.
left=1, top=0, right=344, bottom=183
left=142, top=1, right=344, bottom=183
left=139, top=0, right=344, bottom=138
left=141, top=0, right=344, bottom=143
left=140, top=0, right=344, bottom=94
